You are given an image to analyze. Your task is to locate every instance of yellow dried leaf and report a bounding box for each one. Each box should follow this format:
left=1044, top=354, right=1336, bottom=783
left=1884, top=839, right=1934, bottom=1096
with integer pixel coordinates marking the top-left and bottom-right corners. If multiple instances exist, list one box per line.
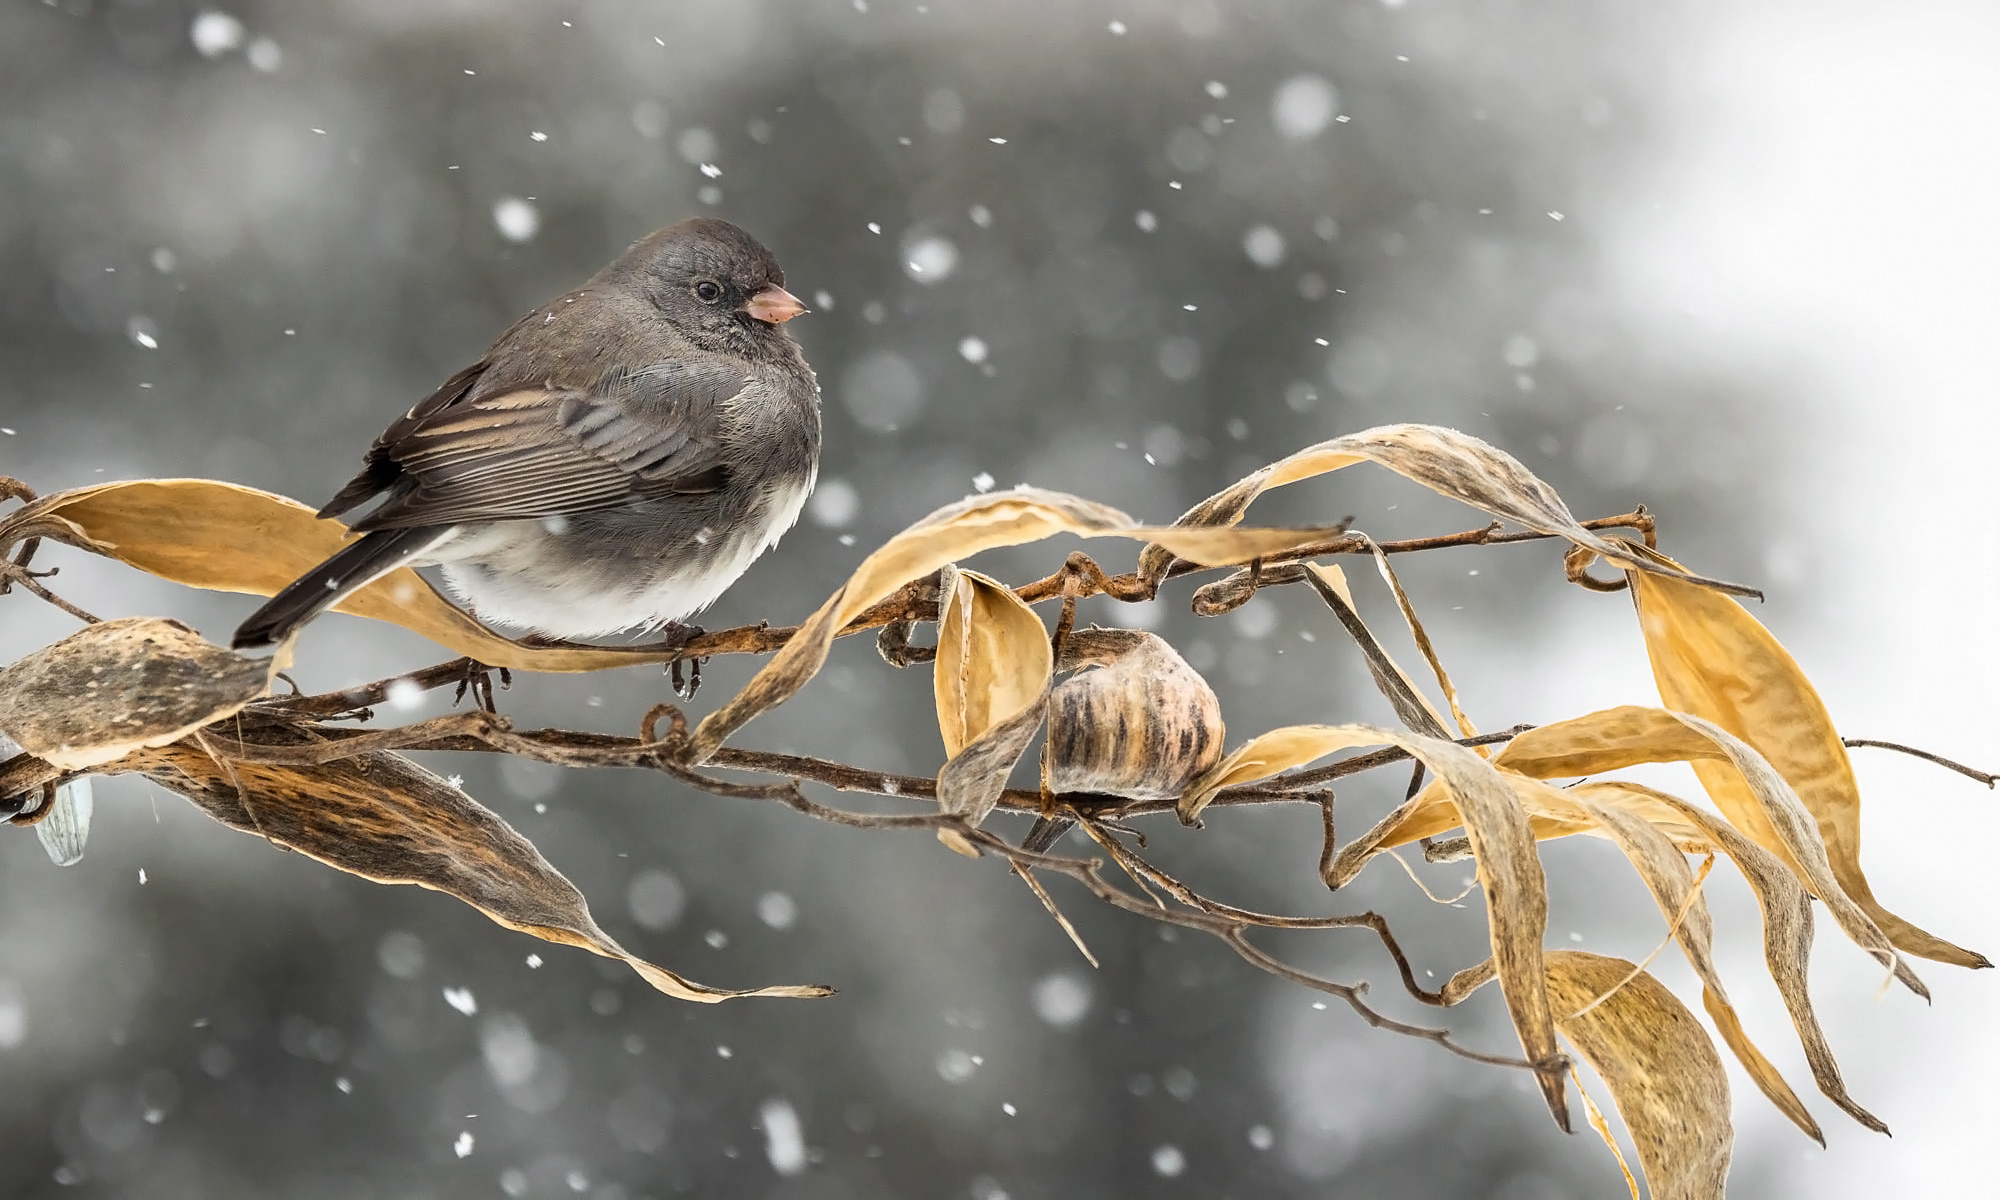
left=1626, top=549, right=1986, bottom=969
left=1044, top=629, right=1224, bottom=800
left=1494, top=705, right=1728, bottom=779
left=117, top=740, right=829, bottom=1003
left=1545, top=951, right=1733, bottom=1200
left=1183, top=723, right=1568, bottom=1129
left=1340, top=705, right=1898, bottom=1135
left=931, top=566, right=1054, bottom=853
left=1303, top=562, right=1454, bottom=739
left=934, top=567, right=1051, bottom=759
left=1451, top=951, right=1734, bottom=1197
left=1571, top=788, right=1824, bottom=1143
left=0, top=617, right=277, bottom=770
left=1575, top=1067, right=1641, bottom=1200
left=690, top=488, right=1343, bottom=762
left=1359, top=535, right=1478, bottom=739
left=1579, top=782, right=1887, bottom=1135
left=1323, top=766, right=1618, bottom=889
left=1452, top=705, right=1928, bottom=994
left=1136, top=423, right=1755, bottom=597
left=1666, top=712, right=1927, bottom=997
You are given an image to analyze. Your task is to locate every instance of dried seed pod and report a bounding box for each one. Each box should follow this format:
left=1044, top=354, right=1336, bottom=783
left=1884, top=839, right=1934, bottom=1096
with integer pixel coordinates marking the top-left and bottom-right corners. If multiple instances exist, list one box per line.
left=0, top=617, right=276, bottom=770
left=1044, top=629, right=1224, bottom=800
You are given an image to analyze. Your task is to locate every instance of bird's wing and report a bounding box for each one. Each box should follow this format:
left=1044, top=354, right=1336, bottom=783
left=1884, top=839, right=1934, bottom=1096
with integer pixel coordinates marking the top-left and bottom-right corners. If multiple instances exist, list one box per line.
left=339, top=357, right=750, bottom=531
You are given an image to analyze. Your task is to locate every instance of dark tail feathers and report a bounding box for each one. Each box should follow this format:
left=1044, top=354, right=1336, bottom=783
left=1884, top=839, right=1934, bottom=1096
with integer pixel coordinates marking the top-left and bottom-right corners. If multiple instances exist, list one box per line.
left=232, top=527, right=442, bottom=649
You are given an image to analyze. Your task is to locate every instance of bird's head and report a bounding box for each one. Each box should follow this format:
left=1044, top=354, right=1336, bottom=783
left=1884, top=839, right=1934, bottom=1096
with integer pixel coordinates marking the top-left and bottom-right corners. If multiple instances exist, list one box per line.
left=620, top=217, right=807, bottom=352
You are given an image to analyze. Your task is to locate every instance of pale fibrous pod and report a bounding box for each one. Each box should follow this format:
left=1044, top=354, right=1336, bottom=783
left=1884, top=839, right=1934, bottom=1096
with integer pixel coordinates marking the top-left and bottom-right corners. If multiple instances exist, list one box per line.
left=1043, top=629, right=1224, bottom=801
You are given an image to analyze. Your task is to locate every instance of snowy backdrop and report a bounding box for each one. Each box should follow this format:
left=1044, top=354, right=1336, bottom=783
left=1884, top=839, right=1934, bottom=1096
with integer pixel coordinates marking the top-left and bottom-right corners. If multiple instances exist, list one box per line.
left=1, top=1, right=1992, bottom=1197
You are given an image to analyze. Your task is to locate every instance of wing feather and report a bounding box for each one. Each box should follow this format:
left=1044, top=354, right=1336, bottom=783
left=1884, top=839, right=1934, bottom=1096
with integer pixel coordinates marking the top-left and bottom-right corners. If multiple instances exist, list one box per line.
left=342, top=356, right=747, bottom=530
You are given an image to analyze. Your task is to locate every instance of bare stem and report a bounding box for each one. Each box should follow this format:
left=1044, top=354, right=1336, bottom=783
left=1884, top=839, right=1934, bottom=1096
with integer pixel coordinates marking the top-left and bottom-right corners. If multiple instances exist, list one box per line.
left=1842, top=738, right=1997, bottom=788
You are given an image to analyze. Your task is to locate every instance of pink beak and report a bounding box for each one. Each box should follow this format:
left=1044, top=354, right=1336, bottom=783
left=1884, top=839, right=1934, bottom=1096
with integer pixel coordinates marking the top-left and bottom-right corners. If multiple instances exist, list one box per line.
left=745, top=285, right=809, bottom=324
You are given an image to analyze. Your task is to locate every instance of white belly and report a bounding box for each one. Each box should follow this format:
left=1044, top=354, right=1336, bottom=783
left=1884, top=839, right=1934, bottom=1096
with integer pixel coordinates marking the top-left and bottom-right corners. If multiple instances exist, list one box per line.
left=428, top=477, right=813, bottom=639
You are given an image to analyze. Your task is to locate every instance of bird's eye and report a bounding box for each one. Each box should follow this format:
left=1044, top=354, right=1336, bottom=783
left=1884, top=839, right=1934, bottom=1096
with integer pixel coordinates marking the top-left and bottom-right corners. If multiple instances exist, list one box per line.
left=693, top=280, right=724, bottom=304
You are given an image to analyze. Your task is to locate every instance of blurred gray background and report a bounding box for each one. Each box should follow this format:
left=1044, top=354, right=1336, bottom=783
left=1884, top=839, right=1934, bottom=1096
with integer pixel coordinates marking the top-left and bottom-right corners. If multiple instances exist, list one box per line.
left=1, top=1, right=1993, bottom=1197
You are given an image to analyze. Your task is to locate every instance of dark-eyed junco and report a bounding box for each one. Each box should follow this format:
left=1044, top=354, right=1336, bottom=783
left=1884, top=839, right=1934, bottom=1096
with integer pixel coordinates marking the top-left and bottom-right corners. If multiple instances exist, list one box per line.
left=232, top=217, right=818, bottom=650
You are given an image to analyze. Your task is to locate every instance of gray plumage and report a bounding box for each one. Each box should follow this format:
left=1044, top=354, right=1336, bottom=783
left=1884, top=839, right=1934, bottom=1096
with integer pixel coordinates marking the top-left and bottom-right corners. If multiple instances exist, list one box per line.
left=233, top=218, right=819, bottom=649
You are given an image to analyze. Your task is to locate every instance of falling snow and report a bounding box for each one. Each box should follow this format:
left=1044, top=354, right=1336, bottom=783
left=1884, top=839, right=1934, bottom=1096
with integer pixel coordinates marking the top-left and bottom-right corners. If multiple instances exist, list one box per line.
left=1273, top=74, right=1339, bottom=138
left=936, top=1048, right=978, bottom=1083
left=808, top=478, right=860, bottom=527
left=492, top=197, right=540, bottom=243
left=1031, top=972, right=1093, bottom=1028
left=1243, top=224, right=1287, bottom=268
left=902, top=233, right=958, bottom=283
left=761, top=1098, right=807, bottom=1175
left=627, top=869, right=687, bottom=931
left=190, top=12, right=246, bottom=57
left=756, top=892, right=799, bottom=929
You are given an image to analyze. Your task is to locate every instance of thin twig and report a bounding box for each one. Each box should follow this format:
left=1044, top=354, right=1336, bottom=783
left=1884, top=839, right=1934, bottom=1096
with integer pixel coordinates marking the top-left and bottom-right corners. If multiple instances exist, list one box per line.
left=0, top=563, right=100, bottom=624
left=1843, top=738, right=1997, bottom=788
left=960, top=826, right=1550, bottom=1075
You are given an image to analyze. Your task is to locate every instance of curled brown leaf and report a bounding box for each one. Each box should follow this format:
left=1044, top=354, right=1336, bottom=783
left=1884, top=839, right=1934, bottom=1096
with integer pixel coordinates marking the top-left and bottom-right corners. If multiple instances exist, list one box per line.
left=117, top=739, right=829, bottom=1003
left=1137, top=423, right=1758, bottom=597
left=1625, top=543, right=1986, bottom=969
left=1182, top=723, right=1567, bottom=1130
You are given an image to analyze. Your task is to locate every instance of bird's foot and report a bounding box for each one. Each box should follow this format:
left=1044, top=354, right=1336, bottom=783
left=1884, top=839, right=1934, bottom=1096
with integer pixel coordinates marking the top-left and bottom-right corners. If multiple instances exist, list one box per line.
left=660, top=621, right=707, bottom=701
left=451, top=658, right=511, bottom=712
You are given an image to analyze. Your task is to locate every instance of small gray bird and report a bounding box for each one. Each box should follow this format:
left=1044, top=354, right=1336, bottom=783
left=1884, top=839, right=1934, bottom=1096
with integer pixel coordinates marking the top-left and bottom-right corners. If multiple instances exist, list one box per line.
left=233, top=218, right=818, bottom=651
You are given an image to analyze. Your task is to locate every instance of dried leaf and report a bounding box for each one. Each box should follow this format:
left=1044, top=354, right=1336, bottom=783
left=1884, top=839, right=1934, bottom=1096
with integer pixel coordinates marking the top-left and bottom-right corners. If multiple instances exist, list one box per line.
left=1137, top=423, right=1757, bottom=597
left=1183, top=723, right=1567, bottom=1130
left=936, top=701, right=1049, bottom=857
left=0, top=617, right=276, bottom=769
left=1626, top=547, right=1986, bottom=969
left=117, top=739, right=828, bottom=1003
left=1303, top=562, right=1454, bottom=739
left=1044, top=629, right=1224, bottom=800
left=1448, top=951, right=1734, bottom=1198
left=1343, top=705, right=1896, bottom=1135
left=1571, top=788, right=1824, bottom=1143
left=1453, top=704, right=1927, bottom=994
left=690, top=488, right=1343, bottom=762
left=1359, top=535, right=1478, bottom=739
left=1324, top=766, right=1623, bottom=889
left=1664, top=712, right=1927, bottom=998
left=934, top=567, right=1051, bottom=760
left=930, top=566, right=1055, bottom=853
left=1545, top=951, right=1733, bottom=1200
left=1579, top=782, right=1887, bottom=1135
left=1575, top=1066, right=1642, bottom=1200
left=1493, top=705, right=1728, bottom=778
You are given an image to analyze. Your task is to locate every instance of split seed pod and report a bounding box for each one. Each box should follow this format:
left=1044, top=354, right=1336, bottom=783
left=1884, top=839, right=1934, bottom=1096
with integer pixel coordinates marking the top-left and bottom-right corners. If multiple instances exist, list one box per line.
left=1044, top=629, right=1225, bottom=800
